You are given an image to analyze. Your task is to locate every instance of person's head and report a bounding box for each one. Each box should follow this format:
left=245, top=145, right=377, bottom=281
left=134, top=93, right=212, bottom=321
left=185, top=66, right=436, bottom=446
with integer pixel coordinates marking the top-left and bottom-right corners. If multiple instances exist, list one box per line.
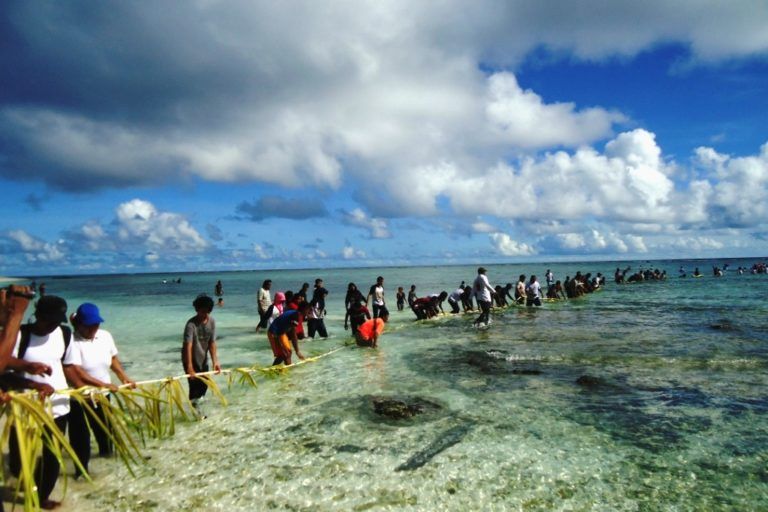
left=398, top=286, right=403, bottom=292
left=314, top=279, right=323, bottom=287
left=409, top=284, right=416, bottom=291
left=376, top=276, right=384, bottom=285
left=193, top=294, right=214, bottom=314
left=217, top=298, right=224, bottom=307
left=518, top=274, right=526, bottom=282
left=438, top=291, right=448, bottom=301
left=477, top=267, right=486, bottom=275
left=274, top=292, right=286, bottom=306
left=529, top=275, right=537, bottom=283
left=347, top=282, right=357, bottom=292
left=262, top=279, right=272, bottom=290
left=302, top=282, right=309, bottom=290
left=34, top=295, right=68, bottom=335
left=72, top=302, right=105, bottom=338
left=379, top=311, right=390, bottom=323
left=285, top=290, right=294, bottom=303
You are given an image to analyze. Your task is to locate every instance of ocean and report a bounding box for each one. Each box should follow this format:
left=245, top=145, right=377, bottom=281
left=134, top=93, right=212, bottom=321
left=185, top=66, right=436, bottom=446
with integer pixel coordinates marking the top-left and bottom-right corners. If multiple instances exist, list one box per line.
left=11, top=258, right=768, bottom=511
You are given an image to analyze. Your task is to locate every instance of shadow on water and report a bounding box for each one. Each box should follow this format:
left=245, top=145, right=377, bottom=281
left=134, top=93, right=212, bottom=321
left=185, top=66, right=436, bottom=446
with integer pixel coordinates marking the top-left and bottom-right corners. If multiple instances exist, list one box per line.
left=411, top=344, right=722, bottom=453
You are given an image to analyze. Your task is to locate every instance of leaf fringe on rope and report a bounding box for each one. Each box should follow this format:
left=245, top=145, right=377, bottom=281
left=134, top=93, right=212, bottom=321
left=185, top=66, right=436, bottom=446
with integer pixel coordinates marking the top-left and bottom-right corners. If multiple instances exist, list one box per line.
left=0, top=345, right=346, bottom=510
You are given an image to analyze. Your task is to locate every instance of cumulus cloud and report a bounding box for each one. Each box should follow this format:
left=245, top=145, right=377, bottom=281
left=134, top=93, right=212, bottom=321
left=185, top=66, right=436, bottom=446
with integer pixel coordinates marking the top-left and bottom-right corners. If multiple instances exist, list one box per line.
left=342, top=245, right=366, bottom=259
left=445, top=129, right=677, bottom=224
left=115, top=199, right=208, bottom=252
left=1, top=2, right=767, bottom=269
left=341, top=208, right=391, bottom=239
left=489, top=233, right=535, bottom=256
left=4, top=1, right=764, bottom=198
left=667, top=236, right=724, bottom=252
left=235, top=195, right=329, bottom=221
left=486, top=73, right=625, bottom=148
left=5, top=230, right=65, bottom=262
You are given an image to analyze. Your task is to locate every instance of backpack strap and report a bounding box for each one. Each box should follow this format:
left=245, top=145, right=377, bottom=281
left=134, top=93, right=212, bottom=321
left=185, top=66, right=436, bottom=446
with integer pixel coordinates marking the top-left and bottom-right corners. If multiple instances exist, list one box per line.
left=17, top=324, right=32, bottom=361
left=17, top=324, right=71, bottom=361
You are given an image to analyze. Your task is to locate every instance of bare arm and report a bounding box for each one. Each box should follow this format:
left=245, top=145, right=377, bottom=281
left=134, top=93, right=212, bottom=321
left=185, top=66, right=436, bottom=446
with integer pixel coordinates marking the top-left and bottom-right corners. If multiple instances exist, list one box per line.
left=64, top=364, right=118, bottom=392
left=183, top=341, right=196, bottom=377
left=6, top=356, right=52, bottom=376
left=208, top=340, right=221, bottom=373
left=0, top=286, right=33, bottom=372
left=110, top=356, right=136, bottom=387
left=290, top=328, right=305, bottom=360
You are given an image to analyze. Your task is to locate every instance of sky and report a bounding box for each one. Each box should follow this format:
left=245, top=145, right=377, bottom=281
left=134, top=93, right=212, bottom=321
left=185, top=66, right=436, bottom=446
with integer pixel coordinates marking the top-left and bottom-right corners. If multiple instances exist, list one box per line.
left=1, top=0, right=767, bottom=275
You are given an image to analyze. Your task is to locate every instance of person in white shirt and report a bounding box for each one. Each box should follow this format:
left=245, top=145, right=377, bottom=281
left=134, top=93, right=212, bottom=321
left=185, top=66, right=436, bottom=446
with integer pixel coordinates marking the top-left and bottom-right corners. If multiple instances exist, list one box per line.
left=447, top=287, right=464, bottom=314
left=367, top=276, right=388, bottom=320
left=255, top=279, right=273, bottom=332
left=472, top=267, right=495, bottom=327
left=7, top=295, right=75, bottom=510
left=545, top=269, right=555, bottom=294
left=526, top=275, right=543, bottom=307
left=64, top=303, right=135, bottom=478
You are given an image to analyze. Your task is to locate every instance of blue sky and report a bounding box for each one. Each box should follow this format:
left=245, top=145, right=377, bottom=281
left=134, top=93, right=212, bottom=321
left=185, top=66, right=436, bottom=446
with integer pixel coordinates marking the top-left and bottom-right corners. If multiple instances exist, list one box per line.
left=1, top=1, right=767, bottom=275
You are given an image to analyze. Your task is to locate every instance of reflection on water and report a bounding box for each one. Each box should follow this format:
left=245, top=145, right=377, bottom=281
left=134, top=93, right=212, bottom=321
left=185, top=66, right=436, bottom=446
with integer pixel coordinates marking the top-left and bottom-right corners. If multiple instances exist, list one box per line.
left=29, top=260, right=768, bottom=510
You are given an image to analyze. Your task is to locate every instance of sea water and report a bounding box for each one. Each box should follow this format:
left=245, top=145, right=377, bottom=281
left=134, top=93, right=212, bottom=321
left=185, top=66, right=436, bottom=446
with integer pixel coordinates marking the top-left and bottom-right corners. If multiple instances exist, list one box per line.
left=13, top=259, right=768, bottom=511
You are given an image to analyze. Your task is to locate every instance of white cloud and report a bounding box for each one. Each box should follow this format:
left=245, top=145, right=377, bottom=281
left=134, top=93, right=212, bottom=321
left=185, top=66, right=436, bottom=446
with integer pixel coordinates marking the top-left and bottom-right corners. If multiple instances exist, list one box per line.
left=489, top=232, right=535, bottom=256
left=341, top=208, right=391, bottom=238
left=342, top=245, right=366, bottom=259
left=253, top=244, right=271, bottom=259
left=486, top=72, right=625, bottom=148
left=115, top=199, right=209, bottom=252
left=667, top=236, right=724, bottom=252
left=446, top=129, right=676, bottom=224
left=472, top=221, right=497, bottom=233
left=6, top=230, right=65, bottom=262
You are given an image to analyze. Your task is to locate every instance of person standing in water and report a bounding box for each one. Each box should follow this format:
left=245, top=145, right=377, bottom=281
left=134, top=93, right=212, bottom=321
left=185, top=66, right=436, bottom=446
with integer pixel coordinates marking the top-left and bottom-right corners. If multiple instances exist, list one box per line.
left=255, top=280, right=272, bottom=332
left=526, top=275, right=543, bottom=307
left=7, top=295, right=75, bottom=509
left=473, top=267, right=495, bottom=327
left=367, top=276, right=388, bottom=321
left=64, top=303, right=135, bottom=478
left=182, top=294, right=221, bottom=418
left=268, top=303, right=310, bottom=365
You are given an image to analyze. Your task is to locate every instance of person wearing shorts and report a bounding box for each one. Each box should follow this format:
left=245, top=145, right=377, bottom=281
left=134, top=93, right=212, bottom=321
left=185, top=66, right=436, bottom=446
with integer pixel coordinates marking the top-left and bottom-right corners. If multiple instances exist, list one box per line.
left=267, top=303, right=310, bottom=365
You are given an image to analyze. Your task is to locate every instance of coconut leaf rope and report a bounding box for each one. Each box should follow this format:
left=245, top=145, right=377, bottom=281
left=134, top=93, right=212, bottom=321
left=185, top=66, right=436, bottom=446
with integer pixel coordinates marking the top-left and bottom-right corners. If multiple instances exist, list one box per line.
left=0, top=344, right=347, bottom=510
left=0, top=392, right=88, bottom=511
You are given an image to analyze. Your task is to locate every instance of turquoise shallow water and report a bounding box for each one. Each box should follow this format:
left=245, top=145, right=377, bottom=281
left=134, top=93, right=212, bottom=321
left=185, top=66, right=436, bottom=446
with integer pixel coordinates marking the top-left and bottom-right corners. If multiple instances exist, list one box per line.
left=16, top=259, right=768, bottom=510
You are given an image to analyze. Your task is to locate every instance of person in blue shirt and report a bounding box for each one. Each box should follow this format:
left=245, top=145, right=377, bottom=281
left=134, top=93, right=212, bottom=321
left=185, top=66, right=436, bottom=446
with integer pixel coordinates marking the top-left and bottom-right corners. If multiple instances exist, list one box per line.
left=268, top=303, right=311, bottom=366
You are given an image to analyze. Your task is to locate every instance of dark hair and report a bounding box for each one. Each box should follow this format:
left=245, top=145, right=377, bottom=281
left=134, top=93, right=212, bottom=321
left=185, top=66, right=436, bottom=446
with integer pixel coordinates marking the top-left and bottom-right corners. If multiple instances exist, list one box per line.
left=193, top=294, right=214, bottom=312
left=314, top=278, right=323, bottom=285
left=262, top=279, right=272, bottom=288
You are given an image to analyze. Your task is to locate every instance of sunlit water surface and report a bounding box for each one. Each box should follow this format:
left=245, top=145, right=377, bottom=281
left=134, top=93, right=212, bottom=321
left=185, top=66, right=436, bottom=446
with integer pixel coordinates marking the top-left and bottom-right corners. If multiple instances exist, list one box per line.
left=19, top=260, right=768, bottom=511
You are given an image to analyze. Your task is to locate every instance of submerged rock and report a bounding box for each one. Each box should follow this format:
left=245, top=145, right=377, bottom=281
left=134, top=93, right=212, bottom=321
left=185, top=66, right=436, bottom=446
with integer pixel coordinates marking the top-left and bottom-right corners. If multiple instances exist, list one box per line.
left=576, top=375, right=604, bottom=387
left=709, top=320, right=736, bottom=331
left=396, top=423, right=474, bottom=471
left=337, top=444, right=367, bottom=453
left=373, top=397, right=432, bottom=419
left=368, top=395, right=445, bottom=424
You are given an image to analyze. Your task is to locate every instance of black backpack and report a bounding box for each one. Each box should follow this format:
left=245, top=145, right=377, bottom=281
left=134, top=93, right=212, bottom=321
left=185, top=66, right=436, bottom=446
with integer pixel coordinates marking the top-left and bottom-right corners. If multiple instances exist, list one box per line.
left=17, top=324, right=72, bottom=361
